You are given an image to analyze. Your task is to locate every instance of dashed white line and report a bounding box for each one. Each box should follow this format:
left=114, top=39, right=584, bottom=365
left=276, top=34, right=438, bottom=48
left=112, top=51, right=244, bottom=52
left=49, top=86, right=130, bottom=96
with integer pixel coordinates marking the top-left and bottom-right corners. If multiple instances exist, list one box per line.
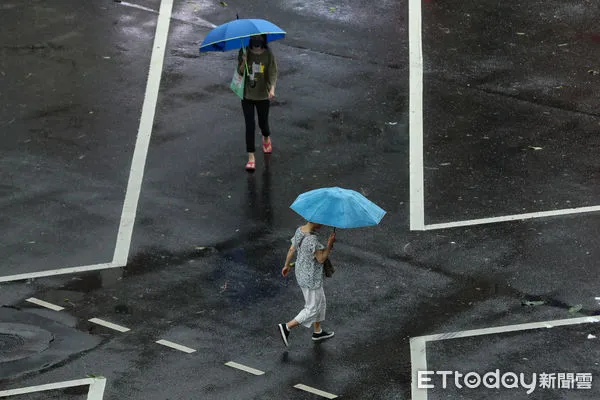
left=25, top=297, right=64, bottom=311
left=88, top=318, right=130, bottom=333
left=225, top=361, right=265, bottom=376
left=156, top=339, right=196, bottom=353
left=293, top=384, right=338, bottom=399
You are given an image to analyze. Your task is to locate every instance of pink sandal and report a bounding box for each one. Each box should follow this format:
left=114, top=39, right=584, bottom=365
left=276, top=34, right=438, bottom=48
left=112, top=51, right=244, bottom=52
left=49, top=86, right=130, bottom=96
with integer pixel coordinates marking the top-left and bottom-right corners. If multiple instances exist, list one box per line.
left=262, top=139, right=272, bottom=154
left=245, top=160, right=256, bottom=171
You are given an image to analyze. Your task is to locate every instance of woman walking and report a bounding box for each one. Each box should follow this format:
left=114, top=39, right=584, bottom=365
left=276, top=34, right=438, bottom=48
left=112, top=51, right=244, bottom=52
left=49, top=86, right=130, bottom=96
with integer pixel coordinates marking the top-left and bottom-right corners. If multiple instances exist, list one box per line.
left=237, top=34, right=278, bottom=172
left=278, top=222, right=336, bottom=347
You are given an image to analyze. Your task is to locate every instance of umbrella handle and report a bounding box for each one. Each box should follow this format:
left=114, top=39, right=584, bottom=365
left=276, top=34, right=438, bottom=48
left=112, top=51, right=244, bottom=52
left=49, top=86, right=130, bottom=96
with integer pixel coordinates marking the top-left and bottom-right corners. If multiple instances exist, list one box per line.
left=329, top=227, right=336, bottom=250
left=242, top=46, right=249, bottom=75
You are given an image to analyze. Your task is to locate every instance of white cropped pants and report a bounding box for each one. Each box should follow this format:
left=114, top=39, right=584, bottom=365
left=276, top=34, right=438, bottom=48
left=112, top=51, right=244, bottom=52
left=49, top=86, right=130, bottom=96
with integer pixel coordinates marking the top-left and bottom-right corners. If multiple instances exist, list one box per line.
left=294, top=286, right=326, bottom=328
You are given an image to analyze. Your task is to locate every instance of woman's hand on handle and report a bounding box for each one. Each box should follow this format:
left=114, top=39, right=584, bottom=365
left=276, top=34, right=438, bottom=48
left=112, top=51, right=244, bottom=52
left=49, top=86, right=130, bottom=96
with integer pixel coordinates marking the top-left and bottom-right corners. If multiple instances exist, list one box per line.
left=327, top=231, right=336, bottom=250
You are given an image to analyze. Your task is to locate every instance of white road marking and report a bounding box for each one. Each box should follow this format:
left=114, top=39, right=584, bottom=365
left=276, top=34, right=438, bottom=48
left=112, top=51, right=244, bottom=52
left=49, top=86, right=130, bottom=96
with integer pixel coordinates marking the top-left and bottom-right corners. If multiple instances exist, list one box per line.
left=0, top=262, right=116, bottom=283
left=408, top=0, right=425, bottom=230
left=87, top=377, right=107, bottom=400
left=112, top=0, right=174, bottom=266
left=0, top=0, right=176, bottom=282
left=118, top=1, right=216, bottom=28
left=88, top=318, right=130, bottom=333
left=0, top=377, right=106, bottom=399
left=410, top=337, right=428, bottom=400
left=410, top=316, right=600, bottom=400
left=25, top=297, right=64, bottom=311
left=0, top=1, right=219, bottom=283
left=293, top=384, right=338, bottom=399
left=225, top=361, right=265, bottom=376
left=156, top=339, right=196, bottom=353
left=407, top=0, right=600, bottom=231
left=119, top=1, right=157, bottom=13
left=423, top=205, right=600, bottom=230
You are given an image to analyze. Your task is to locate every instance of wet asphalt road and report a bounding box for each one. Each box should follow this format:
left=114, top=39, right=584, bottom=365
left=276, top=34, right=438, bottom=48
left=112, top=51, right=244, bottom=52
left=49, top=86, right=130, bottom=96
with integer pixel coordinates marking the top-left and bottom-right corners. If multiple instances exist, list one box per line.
left=1, top=0, right=600, bottom=399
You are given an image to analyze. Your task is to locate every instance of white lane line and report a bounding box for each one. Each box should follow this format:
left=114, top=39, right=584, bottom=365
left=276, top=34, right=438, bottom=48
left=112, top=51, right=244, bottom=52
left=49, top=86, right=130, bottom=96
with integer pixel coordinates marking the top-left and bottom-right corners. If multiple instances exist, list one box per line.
left=118, top=1, right=157, bottom=13
left=409, top=337, right=428, bottom=400
left=156, top=339, right=196, bottom=353
left=417, top=316, right=600, bottom=343
left=407, top=0, right=600, bottom=232
left=0, top=378, right=94, bottom=397
left=88, top=318, right=130, bottom=333
left=0, top=0, right=215, bottom=284
left=408, top=0, right=425, bottom=230
left=118, top=1, right=216, bottom=28
left=410, top=316, right=600, bottom=400
left=0, top=0, right=176, bottom=282
left=87, top=377, right=107, bottom=400
left=293, top=384, right=338, bottom=399
left=225, top=361, right=265, bottom=376
left=0, top=262, right=116, bottom=283
left=112, top=0, right=174, bottom=266
left=424, top=205, right=600, bottom=230
left=25, top=297, right=64, bottom=311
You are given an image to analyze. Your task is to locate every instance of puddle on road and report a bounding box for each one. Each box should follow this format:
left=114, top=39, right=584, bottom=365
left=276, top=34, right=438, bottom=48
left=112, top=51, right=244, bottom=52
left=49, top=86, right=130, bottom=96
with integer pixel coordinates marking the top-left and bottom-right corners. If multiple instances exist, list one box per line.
left=60, top=269, right=123, bottom=292
left=122, top=246, right=215, bottom=277
left=422, top=276, right=599, bottom=329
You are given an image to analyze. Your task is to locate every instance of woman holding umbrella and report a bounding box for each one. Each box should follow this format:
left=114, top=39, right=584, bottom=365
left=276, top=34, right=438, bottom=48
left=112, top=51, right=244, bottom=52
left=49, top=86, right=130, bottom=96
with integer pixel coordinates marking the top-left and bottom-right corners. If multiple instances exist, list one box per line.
left=199, top=19, right=284, bottom=172
left=238, top=34, right=278, bottom=172
left=277, top=187, right=386, bottom=347
left=278, top=222, right=337, bottom=347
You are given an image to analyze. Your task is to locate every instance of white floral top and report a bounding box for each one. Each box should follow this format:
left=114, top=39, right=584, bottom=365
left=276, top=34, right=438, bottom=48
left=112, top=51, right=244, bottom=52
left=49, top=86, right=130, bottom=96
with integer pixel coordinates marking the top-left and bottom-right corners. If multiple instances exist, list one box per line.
left=291, top=227, right=325, bottom=289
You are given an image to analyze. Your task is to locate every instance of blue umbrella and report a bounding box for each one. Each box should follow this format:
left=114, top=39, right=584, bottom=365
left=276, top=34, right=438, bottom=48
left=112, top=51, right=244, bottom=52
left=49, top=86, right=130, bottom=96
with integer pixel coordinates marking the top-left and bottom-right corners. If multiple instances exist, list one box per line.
left=290, top=187, right=386, bottom=229
left=199, top=19, right=286, bottom=53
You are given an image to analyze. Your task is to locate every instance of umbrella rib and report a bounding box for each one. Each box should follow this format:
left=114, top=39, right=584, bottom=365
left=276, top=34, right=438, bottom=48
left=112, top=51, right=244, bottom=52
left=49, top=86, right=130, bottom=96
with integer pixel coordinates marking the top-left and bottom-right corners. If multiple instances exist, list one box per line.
left=307, top=199, right=331, bottom=225
left=357, top=199, right=385, bottom=226
left=200, top=31, right=286, bottom=48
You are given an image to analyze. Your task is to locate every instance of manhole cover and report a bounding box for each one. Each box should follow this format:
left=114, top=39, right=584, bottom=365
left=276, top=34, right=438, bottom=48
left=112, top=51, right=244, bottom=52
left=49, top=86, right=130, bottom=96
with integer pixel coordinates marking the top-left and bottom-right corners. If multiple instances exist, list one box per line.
left=0, top=323, right=53, bottom=363
left=0, top=333, right=25, bottom=351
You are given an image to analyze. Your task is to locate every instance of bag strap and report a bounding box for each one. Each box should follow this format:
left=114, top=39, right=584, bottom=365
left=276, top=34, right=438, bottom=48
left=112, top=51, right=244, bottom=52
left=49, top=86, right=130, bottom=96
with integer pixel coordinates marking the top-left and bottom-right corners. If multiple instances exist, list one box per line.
left=240, top=47, right=249, bottom=76
left=296, top=231, right=315, bottom=250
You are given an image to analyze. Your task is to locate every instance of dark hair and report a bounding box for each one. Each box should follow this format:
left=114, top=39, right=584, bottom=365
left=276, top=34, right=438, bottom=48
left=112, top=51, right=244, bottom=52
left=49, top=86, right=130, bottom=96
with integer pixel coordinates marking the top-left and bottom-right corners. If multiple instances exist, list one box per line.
left=248, top=34, right=269, bottom=49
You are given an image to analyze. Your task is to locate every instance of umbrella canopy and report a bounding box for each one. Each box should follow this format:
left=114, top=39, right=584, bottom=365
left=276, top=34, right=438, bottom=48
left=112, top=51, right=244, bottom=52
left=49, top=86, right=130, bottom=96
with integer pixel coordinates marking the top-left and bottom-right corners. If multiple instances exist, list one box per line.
left=290, top=187, right=386, bottom=229
left=199, top=19, right=286, bottom=53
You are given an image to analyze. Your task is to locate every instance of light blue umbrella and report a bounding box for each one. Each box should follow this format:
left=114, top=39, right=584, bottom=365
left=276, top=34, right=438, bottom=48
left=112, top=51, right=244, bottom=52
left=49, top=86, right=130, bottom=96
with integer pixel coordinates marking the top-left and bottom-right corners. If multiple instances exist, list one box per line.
left=199, top=19, right=286, bottom=53
left=290, top=187, right=386, bottom=229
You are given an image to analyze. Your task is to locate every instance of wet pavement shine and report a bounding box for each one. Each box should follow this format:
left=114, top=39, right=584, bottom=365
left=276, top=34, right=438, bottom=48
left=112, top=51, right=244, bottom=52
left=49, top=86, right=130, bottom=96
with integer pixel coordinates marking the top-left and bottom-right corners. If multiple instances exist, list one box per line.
left=1, top=0, right=600, bottom=399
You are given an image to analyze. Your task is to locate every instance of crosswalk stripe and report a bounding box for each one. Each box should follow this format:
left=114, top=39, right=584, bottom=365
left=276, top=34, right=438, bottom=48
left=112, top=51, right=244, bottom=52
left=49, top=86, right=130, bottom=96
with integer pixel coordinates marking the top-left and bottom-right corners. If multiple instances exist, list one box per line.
left=25, top=297, right=64, bottom=311
left=294, top=384, right=338, bottom=399
left=225, top=361, right=265, bottom=376
left=88, top=318, right=130, bottom=332
left=155, top=339, right=196, bottom=353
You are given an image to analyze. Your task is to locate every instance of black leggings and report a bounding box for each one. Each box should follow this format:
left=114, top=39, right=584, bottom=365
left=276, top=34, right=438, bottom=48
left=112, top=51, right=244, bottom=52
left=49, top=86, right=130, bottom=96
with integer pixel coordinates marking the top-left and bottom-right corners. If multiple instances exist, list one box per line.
left=242, top=99, right=270, bottom=153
